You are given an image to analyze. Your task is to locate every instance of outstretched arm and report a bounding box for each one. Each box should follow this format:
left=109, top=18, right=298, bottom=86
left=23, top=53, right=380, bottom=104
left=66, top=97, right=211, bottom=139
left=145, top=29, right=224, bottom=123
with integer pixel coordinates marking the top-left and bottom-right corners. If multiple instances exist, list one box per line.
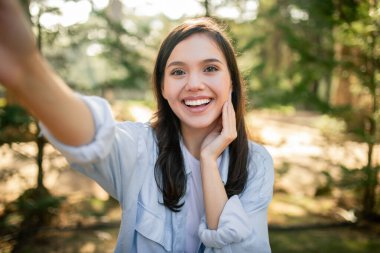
left=0, top=0, right=94, bottom=146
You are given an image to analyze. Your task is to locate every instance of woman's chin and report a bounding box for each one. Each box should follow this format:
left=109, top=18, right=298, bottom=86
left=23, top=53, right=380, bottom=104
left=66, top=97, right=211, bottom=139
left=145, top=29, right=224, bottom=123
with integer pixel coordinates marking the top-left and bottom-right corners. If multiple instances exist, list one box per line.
left=180, top=118, right=220, bottom=132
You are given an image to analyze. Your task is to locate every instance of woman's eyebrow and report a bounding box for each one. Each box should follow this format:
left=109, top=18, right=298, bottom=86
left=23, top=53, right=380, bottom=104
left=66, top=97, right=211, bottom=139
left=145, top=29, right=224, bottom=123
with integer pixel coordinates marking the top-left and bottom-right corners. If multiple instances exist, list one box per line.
left=166, top=61, right=186, bottom=68
left=202, top=58, right=223, bottom=64
left=166, top=58, right=223, bottom=68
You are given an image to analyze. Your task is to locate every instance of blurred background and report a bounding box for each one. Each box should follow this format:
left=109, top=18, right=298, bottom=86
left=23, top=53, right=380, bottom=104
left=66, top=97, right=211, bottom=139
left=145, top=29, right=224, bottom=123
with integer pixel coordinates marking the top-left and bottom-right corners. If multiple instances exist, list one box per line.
left=0, top=0, right=379, bottom=252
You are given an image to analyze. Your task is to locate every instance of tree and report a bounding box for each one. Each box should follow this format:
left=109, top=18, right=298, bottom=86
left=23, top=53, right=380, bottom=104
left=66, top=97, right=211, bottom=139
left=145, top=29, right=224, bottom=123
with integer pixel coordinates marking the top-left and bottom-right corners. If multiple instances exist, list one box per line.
left=333, top=0, right=380, bottom=219
left=0, top=2, right=65, bottom=250
left=235, top=0, right=336, bottom=110
left=92, top=4, right=150, bottom=90
left=231, top=0, right=379, bottom=219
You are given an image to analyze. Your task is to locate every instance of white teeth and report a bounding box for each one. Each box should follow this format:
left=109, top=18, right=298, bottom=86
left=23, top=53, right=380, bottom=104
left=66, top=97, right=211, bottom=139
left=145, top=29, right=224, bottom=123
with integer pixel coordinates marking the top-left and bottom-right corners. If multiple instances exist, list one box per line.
left=184, top=99, right=211, bottom=106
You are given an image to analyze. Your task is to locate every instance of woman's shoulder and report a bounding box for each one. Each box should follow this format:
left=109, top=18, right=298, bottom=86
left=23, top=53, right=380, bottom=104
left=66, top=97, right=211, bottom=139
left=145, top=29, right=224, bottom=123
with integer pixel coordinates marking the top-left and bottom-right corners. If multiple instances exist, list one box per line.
left=247, top=140, right=273, bottom=163
left=241, top=140, right=274, bottom=206
left=246, top=140, right=274, bottom=187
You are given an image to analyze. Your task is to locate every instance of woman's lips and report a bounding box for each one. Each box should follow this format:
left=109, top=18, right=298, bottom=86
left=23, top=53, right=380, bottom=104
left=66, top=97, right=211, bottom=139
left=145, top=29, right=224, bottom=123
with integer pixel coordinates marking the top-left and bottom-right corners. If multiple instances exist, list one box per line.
left=182, top=98, right=213, bottom=113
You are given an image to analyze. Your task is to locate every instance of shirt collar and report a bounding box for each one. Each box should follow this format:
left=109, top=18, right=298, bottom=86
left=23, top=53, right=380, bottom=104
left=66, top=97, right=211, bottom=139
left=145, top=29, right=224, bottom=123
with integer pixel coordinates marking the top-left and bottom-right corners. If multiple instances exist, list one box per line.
left=180, top=139, right=229, bottom=185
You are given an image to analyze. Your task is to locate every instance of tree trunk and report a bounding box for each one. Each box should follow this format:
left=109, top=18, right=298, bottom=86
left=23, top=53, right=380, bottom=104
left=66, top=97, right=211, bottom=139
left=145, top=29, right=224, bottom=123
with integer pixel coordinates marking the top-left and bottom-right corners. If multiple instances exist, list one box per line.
left=362, top=23, right=379, bottom=218
left=331, top=45, right=353, bottom=106
left=36, top=126, right=46, bottom=188
left=324, top=74, right=332, bottom=105
left=203, top=0, right=211, bottom=17
left=18, top=0, right=48, bottom=190
left=35, top=5, right=47, bottom=189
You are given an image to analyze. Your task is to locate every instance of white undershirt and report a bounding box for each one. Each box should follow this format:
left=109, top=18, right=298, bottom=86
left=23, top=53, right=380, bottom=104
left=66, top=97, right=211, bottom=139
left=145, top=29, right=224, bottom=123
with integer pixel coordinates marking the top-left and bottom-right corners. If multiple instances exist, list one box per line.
left=182, top=144, right=222, bottom=253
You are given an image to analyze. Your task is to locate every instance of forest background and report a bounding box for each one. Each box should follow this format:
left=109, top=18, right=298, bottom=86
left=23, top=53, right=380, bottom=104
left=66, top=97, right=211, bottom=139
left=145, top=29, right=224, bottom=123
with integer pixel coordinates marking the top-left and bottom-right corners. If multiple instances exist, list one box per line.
left=0, top=0, right=379, bottom=252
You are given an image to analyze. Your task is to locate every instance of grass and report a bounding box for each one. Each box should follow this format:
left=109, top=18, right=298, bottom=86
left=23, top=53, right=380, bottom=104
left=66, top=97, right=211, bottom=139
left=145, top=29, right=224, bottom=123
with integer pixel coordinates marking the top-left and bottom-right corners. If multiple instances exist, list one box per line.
left=2, top=225, right=378, bottom=253
left=270, top=226, right=380, bottom=253
left=1, top=228, right=118, bottom=253
left=2, top=193, right=378, bottom=253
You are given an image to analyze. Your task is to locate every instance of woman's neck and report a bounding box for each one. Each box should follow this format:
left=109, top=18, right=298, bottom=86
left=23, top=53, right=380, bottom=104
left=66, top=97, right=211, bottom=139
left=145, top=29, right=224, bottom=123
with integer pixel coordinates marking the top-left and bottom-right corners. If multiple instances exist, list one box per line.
left=181, top=122, right=216, bottom=160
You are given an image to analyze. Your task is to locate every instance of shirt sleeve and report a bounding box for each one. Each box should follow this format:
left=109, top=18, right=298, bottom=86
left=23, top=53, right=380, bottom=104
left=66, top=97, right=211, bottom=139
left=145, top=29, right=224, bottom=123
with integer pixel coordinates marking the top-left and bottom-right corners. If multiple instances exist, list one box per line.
left=39, top=94, right=141, bottom=202
left=198, top=143, right=274, bottom=253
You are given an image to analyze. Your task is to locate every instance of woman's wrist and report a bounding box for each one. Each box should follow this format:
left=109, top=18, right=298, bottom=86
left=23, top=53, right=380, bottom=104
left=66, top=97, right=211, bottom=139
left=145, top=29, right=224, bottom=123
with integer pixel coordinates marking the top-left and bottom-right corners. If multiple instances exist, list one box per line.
left=200, top=154, right=218, bottom=168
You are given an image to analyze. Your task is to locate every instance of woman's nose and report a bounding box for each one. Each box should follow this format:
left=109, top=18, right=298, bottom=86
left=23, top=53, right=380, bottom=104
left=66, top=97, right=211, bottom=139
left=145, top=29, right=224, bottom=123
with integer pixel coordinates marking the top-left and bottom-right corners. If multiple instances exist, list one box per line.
left=186, top=73, right=205, bottom=91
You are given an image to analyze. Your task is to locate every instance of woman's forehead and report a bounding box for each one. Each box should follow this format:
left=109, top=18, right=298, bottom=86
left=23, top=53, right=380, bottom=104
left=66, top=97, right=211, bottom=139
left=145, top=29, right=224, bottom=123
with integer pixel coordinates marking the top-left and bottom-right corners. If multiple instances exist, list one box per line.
left=166, top=33, right=227, bottom=66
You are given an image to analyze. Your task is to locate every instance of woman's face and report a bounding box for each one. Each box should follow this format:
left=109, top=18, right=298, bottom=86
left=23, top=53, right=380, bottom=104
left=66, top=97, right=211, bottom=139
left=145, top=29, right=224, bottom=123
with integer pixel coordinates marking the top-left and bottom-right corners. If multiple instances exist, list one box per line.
left=162, top=33, right=232, bottom=132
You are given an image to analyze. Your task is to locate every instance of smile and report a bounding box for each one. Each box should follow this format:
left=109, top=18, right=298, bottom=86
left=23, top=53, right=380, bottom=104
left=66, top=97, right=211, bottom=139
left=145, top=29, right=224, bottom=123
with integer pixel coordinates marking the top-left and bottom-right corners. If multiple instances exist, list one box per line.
left=183, top=98, right=211, bottom=107
left=181, top=97, right=213, bottom=113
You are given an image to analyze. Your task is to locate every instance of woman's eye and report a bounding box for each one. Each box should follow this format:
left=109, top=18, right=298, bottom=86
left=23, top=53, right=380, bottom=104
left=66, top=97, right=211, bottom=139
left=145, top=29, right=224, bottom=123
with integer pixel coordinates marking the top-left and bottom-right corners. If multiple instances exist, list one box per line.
left=204, top=66, right=218, bottom=72
left=170, top=69, right=185, bottom=76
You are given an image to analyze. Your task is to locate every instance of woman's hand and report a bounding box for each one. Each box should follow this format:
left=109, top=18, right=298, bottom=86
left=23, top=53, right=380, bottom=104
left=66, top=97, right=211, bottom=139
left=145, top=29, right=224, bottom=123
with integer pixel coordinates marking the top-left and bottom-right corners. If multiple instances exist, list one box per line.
left=199, top=92, right=236, bottom=229
left=0, top=0, right=95, bottom=146
left=200, top=92, right=237, bottom=162
left=0, top=0, right=38, bottom=90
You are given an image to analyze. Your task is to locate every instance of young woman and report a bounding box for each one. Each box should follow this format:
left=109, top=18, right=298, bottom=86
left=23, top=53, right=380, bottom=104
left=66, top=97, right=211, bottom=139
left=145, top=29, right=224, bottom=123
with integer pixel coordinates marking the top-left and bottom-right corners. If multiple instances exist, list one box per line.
left=0, top=1, right=274, bottom=252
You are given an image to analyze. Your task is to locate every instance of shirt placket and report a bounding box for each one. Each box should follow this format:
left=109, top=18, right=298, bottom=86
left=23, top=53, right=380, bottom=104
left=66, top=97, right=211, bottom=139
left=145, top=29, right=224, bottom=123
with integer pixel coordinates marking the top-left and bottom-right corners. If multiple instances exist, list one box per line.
left=172, top=174, right=191, bottom=252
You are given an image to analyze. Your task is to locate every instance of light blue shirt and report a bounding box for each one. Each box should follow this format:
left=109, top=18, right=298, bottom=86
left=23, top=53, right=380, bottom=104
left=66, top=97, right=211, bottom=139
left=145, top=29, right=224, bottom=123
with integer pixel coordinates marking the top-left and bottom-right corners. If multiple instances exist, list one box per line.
left=40, top=95, right=275, bottom=253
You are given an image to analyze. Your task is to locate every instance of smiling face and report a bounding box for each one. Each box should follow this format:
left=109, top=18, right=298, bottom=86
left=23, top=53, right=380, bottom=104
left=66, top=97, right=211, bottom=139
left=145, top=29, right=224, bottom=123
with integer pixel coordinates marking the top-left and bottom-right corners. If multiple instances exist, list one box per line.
left=161, top=33, right=231, bottom=132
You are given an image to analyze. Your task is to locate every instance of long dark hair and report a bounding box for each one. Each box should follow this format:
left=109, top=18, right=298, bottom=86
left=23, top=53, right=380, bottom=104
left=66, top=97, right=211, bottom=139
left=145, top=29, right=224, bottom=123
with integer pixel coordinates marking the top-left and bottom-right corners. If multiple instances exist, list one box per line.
left=151, top=18, right=249, bottom=212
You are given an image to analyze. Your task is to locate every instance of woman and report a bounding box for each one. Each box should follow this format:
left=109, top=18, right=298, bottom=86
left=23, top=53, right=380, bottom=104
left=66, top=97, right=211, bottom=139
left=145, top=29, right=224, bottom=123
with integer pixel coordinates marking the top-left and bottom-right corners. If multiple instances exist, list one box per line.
left=0, top=1, right=274, bottom=252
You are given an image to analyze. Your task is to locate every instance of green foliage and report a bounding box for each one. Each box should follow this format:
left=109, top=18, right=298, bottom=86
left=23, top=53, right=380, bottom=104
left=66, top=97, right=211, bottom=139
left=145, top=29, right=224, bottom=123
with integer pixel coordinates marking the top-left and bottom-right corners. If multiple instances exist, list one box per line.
left=0, top=186, right=65, bottom=240
left=29, top=1, right=157, bottom=91
left=334, top=1, right=380, bottom=217
left=320, top=164, right=380, bottom=217
left=91, top=10, right=150, bottom=89
left=0, top=105, right=31, bottom=130
left=78, top=197, right=118, bottom=218
left=276, top=162, right=291, bottom=177
left=234, top=0, right=379, bottom=218
left=238, top=0, right=336, bottom=110
left=315, top=171, right=334, bottom=197
left=270, top=227, right=380, bottom=253
left=339, top=165, right=367, bottom=191
left=15, top=187, right=63, bottom=226
left=0, top=104, right=35, bottom=144
left=314, top=115, right=347, bottom=142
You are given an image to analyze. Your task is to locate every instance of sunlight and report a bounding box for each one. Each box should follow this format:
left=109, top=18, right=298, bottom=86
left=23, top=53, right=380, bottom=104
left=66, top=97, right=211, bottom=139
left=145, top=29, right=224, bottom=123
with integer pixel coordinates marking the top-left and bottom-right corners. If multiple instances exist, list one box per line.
left=35, top=0, right=92, bottom=28
left=121, top=0, right=204, bottom=19
left=30, top=0, right=259, bottom=28
left=31, top=0, right=203, bottom=29
left=79, top=242, right=96, bottom=253
left=129, top=105, right=153, bottom=123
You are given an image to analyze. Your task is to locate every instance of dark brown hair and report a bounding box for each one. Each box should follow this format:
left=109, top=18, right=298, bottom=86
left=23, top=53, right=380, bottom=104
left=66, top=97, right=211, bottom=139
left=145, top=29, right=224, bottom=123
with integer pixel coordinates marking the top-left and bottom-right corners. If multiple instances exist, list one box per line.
left=151, top=17, right=249, bottom=212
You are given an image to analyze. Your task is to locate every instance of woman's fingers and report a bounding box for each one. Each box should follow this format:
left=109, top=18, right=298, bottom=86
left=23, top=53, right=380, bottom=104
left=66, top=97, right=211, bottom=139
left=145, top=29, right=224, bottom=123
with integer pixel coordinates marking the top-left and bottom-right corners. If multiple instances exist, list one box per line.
left=222, top=99, right=228, bottom=133
left=221, top=93, right=237, bottom=144
left=200, top=94, right=237, bottom=159
left=229, top=95, right=237, bottom=137
left=211, top=115, right=223, bottom=134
